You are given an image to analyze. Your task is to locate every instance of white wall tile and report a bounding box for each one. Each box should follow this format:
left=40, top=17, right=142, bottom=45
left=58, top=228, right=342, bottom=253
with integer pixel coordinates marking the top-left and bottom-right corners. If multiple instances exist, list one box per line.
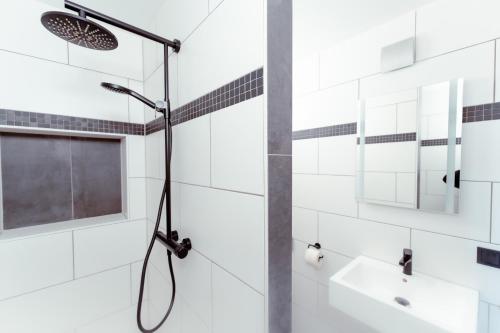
left=359, top=181, right=491, bottom=241
left=146, top=131, right=164, bottom=179
left=293, top=80, right=358, bottom=131
left=292, top=207, right=318, bottom=243
left=172, top=115, right=211, bottom=186
left=209, top=0, right=224, bottom=12
left=127, top=135, right=146, bottom=178
left=177, top=0, right=263, bottom=105
left=360, top=42, right=495, bottom=107
left=416, top=0, right=500, bottom=61
left=180, top=185, right=265, bottom=292
left=492, top=183, right=500, bottom=245
left=128, top=178, right=147, bottom=220
left=211, top=97, right=264, bottom=194
left=420, top=145, right=448, bottom=171
left=320, top=12, right=415, bottom=88
left=69, top=25, right=143, bottom=81
left=319, top=213, right=410, bottom=264
left=0, top=50, right=130, bottom=121
left=149, top=299, right=181, bottom=333
left=75, top=307, right=140, bottom=333
left=293, top=174, right=357, bottom=217
left=363, top=142, right=417, bottom=173
left=294, top=53, right=320, bottom=97
left=212, top=265, right=264, bottom=333
left=497, top=40, right=500, bottom=103
left=176, top=250, right=212, bottom=327
left=131, top=261, right=143, bottom=305
left=147, top=265, right=173, bottom=314
left=168, top=53, right=180, bottom=109
left=156, top=0, right=209, bottom=43
left=412, top=230, right=500, bottom=305
left=365, top=104, right=397, bottom=136
left=142, top=21, right=162, bottom=81
left=74, top=220, right=146, bottom=277
left=128, top=80, right=145, bottom=124
left=0, top=266, right=131, bottom=333
left=462, top=120, right=500, bottom=182
left=477, top=302, right=490, bottom=333
left=293, top=139, right=318, bottom=174
left=292, top=239, right=352, bottom=287
left=292, top=273, right=317, bottom=313
left=397, top=101, right=417, bottom=133
left=0, top=0, right=68, bottom=63
left=181, top=300, right=210, bottom=333
left=363, top=172, right=396, bottom=203
left=143, top=65, right=166, bottom=123
left=491, top=305, right=500, bottom=333
left=396, top=173, right=416, bottom=204
left=0, top=232, right=73, bottom=301
left=318, top=135, right=356, bottom=176
left=146, top=178, right=164, bottom=222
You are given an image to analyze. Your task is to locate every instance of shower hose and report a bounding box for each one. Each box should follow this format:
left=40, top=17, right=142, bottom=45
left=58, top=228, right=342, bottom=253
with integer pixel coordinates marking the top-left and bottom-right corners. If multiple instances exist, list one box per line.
left=136, top=115, right=176, bottom=333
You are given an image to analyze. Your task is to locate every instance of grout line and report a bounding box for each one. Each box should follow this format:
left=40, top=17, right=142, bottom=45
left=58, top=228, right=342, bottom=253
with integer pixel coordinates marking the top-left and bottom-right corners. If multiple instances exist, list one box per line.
left=72, top=231, right=76, bottom=279
left=297, top=39, right=497, bottom=100
left=210, top=261, right=214, bottom=333
left=69, top=138, right=75, bottom=220
left=130, top=264, right=133, bottom=306
left=169, top=180, right=265, bottom=197
left=209, top=115, right=213, bottom=187
left=494, top=39, right=497, bottom=103
left=0, top=248, right=139, bottom=303
left=410, top=228, right=413, bottom=249
left=296, top=204, right=496, bottom=244
left=316, top=138, right=320, bottom=175
left=490, top=182, right=494, bottom=243
left=0, top=48, right=141, bottom=83
left=66, top=42, right=69, bottom=65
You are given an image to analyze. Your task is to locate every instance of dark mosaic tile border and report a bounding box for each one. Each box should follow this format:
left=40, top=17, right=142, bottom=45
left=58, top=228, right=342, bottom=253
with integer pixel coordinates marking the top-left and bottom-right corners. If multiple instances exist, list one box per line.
left=463, top=102, right=500, bottom=123
left=0, top=109, right=144, bottom=136
left=358, top=132, right=416, bottom=144
left=145, top=68, right=264, bottom=135
left=145, top=117, right=165, bottom=136
left=293, top=103, right=500, bottom=142
left=292, top=123, right=357, bottom=140
left=421, top=138, right=462, bottom=146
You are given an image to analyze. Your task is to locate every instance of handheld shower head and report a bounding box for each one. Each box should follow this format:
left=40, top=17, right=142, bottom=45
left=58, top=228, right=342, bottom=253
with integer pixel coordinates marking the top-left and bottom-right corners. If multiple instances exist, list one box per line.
left=101, top=82, right=162, bottom=111
left=41, top=11, right=118, bottom=50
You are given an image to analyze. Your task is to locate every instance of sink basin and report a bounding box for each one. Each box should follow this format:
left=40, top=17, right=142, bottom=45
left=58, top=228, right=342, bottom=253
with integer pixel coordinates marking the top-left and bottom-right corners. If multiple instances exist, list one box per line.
left=329, top=256, right=479, bottom=333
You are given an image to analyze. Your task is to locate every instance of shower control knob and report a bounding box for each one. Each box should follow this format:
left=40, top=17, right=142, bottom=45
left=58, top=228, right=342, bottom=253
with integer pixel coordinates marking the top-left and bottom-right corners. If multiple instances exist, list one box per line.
left=182, top=238, right=192, bottom=251
left=171, top=230, right=179, bottom=241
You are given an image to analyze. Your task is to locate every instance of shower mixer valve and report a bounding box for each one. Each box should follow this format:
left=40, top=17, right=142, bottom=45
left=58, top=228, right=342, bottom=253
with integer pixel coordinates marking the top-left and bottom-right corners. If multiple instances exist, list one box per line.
left=156, top=230, right=192, bottom=259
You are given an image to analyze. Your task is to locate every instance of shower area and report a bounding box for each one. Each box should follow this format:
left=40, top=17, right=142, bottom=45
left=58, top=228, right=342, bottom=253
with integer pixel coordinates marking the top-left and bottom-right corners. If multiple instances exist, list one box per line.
left=1, top=0, right=499, bottom=332
left=0, top=0, right=291, bottom=332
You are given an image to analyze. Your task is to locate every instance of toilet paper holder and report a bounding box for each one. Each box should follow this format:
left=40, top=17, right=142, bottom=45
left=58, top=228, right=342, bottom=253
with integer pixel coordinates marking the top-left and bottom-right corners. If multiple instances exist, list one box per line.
left=307, top=243, right=324, bottom=260
left=308, top=243, right=321, bottom=250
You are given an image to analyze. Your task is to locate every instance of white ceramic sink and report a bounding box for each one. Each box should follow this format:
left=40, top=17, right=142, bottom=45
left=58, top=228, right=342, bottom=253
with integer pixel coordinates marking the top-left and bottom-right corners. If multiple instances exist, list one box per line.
left=329, top=256, right=479, bottom=333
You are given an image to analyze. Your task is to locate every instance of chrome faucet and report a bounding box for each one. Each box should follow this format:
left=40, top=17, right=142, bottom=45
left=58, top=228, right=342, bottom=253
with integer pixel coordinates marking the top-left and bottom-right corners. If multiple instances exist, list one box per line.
left=399, top=248, right=413, bottom=275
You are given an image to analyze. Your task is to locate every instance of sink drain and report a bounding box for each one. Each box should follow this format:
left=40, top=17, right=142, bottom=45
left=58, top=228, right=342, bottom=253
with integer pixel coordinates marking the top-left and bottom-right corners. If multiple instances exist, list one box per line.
left=394, top=297, right=411, bottom=307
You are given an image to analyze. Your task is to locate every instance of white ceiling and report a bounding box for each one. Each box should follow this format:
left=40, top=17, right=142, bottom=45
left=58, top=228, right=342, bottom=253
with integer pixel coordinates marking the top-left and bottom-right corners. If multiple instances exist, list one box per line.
left=37, top=0, right=167, bottom=30
left=294, top=0, right=437, bottom=58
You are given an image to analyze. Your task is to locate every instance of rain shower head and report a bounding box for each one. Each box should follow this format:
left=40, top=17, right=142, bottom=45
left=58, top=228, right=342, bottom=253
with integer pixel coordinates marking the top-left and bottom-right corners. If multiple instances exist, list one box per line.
left=41, top=11, right=118, bottom=50
left=101, top=82, right=161, bottom=111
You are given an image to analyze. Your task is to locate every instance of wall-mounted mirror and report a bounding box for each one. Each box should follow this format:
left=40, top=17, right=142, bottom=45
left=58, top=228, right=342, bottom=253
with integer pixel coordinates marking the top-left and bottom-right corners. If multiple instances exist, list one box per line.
left=357, top=79, right=464, bottom=214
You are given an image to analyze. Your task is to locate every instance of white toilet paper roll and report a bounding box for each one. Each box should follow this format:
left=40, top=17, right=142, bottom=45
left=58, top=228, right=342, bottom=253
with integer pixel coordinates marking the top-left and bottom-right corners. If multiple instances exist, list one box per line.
left=304, top=247, right=323, bottom=269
